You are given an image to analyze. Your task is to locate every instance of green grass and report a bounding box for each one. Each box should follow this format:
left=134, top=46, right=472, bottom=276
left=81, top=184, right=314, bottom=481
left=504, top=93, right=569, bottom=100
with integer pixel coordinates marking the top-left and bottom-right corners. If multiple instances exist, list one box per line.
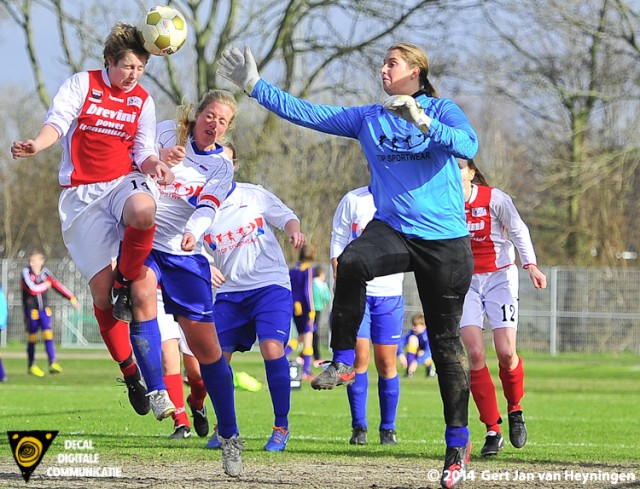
left=0, top=346, right=638, bottom=471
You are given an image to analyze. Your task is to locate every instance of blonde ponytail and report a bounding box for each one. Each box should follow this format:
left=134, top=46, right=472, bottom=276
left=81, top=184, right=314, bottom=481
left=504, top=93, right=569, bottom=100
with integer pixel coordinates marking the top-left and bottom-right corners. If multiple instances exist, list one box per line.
left=175, top=102, right=194, bottom=147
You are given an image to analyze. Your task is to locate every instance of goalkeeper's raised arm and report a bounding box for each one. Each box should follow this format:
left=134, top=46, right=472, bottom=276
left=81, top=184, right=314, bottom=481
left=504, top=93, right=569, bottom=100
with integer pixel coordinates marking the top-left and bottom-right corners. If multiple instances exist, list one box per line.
left=217, top=41, right=478, bottom=489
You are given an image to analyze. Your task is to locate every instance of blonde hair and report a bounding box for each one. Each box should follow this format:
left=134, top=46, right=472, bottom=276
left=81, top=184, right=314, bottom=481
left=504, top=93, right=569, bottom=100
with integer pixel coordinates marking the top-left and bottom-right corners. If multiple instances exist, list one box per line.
left=411, top=313, right=426, bottom=327
left=103, top=22, right=148, bottom=68
left=387, top=42, right=438, bottom=98
left=176, top=90, right=238, bottom=146
left=223, top=141, right=237, bottom=160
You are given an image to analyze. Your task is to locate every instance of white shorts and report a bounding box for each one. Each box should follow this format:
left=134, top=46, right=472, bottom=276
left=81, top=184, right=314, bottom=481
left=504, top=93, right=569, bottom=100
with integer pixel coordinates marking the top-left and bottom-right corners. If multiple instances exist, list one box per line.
left=157, top=289, right=194, bottom=356
left=460, top=265, right=519, bottom=330
left=58, top=172, right=159, bottom=282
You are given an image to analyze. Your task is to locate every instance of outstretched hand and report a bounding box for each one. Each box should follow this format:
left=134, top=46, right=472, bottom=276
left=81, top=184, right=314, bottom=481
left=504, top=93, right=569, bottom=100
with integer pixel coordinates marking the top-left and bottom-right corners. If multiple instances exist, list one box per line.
left=383, top=95, right=432, bottom=133
left=11, top=140, right=38, bottom=159
left=217, top=46, right=261, bottom=95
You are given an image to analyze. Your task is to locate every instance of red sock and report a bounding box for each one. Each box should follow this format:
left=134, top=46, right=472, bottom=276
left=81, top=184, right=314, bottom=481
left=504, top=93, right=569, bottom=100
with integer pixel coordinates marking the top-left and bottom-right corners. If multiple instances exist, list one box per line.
left=499, top=356, right=524, bottom=412
left=165, top=373, right=189, bottom=428
left=470, top=365, right=502, bottom=432
left=187, top=375, right=207, bottom=409
left=94, top=304, right=134, bottom=370
left=118, top=225, right=156, bottom=281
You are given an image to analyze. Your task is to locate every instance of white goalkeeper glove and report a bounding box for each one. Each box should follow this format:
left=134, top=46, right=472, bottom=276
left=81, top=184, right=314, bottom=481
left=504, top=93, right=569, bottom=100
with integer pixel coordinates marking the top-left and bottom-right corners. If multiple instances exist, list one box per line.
left=217, top=45, right=261, bottom=96
left=383, top=95, right=432, bottom=133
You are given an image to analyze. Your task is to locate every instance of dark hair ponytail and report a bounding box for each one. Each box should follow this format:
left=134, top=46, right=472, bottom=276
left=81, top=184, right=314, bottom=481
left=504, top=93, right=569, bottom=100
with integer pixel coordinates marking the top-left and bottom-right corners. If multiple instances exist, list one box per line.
left=467, top=159, right=489, bottom=186
left=419, top=69, right=439, bottom=98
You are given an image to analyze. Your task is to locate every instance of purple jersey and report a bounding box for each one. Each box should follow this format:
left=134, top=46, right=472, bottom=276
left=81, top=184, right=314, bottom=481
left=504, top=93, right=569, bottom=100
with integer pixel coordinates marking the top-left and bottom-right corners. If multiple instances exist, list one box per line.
left=289, top=262, right=314, bottom=314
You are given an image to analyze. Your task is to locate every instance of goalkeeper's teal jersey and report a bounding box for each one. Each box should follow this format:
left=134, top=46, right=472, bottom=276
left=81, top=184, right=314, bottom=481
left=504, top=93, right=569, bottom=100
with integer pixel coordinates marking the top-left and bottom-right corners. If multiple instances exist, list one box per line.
left=252, top=79, right=478, bottom=240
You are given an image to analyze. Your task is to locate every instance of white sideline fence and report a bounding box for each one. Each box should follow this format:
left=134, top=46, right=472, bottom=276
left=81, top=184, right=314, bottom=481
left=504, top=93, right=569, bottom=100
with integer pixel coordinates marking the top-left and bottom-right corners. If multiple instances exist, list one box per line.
left=1, top=258, right=638, bottom=355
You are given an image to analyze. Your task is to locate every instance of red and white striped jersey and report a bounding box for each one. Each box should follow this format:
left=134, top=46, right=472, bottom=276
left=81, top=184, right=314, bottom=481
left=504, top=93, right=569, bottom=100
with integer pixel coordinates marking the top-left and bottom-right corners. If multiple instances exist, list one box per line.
left=44, top=69, right=157, bottom=187
left=465, top=184, right=537, bottom=274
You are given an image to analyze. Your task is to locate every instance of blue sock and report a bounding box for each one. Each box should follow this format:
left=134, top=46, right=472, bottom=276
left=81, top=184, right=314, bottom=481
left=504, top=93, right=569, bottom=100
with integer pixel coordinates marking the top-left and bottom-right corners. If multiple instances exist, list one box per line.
left=445, top=425, right=469, bottom=448
left=332, top=349, right=356, bottom=366
left=302, top=354, right=312, bottom=376
left=347, top=371, right=368, bottom=428
left=129, top=319, right=164, bottom=392
left=200, top=356, right=238, bottom=439
left=264, top=356, right=290, bottom=428
left=378, top=375, right=400, bottom=431
left=0, top=358, right=5, bottom=380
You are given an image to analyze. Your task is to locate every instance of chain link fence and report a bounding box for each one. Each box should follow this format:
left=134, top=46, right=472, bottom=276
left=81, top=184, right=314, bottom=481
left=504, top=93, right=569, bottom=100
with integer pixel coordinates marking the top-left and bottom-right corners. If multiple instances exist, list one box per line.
left=1, top=258, right=638, bottom=355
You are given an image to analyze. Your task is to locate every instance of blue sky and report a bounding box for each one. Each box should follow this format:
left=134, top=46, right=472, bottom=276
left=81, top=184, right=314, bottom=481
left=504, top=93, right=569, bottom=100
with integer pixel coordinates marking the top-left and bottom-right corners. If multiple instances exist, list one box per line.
left=0, top=2, right=162, bottom=93
left=1, top=3, right=66, bottom=91
left=4, top=1, right=640, bottom=96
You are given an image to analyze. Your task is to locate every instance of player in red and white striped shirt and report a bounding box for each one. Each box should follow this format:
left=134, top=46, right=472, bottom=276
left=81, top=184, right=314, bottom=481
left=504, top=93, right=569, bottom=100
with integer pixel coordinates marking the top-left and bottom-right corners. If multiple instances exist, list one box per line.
left=11, top=23, right=174, bottom=417
left=458, top=158, right=547, bottom=458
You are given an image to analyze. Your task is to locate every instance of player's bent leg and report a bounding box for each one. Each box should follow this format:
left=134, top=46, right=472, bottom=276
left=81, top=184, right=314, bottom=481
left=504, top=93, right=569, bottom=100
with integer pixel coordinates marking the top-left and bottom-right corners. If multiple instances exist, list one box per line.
left=115, top=192, right=157, bottom=323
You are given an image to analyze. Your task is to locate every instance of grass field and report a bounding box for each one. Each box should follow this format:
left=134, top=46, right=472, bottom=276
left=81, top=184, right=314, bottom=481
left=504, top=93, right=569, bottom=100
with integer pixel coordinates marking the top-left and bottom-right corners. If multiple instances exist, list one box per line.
left=0, top=344, right=638, bottom=488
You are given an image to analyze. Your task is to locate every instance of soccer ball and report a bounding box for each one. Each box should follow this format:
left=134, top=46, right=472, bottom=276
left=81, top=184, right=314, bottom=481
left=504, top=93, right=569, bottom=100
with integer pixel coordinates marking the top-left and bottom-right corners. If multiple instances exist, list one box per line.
left=139, top=5, right=188, bottom=56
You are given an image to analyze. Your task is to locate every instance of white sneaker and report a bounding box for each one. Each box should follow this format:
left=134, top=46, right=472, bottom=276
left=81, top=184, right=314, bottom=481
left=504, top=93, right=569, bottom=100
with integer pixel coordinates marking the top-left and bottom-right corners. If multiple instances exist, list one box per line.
left=219, top=434, right=244, bottom=477
left=147, top=389, right=176, bottom=421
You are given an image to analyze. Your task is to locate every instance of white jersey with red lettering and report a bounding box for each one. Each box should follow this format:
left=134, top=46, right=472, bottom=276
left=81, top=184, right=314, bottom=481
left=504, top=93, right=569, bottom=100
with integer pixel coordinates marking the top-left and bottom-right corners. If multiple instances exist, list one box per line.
left=203, top=182, right=297, bottom=292
left=153, top=120, right=234, bottom=255
left=43, top=69, right=157, bottom=187
left=465, top=184, right=537, bottom=274
left=330, top=186, right=404, bottom=297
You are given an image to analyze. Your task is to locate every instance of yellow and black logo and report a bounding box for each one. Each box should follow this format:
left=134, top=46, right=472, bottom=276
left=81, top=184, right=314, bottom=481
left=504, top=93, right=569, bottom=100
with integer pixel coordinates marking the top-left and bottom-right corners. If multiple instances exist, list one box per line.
left=7, top=430, right=58, bottom=482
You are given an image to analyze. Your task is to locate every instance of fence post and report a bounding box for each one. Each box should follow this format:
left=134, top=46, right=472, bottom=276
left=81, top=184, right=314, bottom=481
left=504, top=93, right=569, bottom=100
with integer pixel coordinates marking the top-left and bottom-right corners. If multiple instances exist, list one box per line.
left=549, top=266, right=558, bottom=356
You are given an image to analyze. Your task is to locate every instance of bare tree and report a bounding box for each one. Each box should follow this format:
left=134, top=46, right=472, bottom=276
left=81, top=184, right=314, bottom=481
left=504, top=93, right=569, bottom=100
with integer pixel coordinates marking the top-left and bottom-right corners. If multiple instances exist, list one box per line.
left=3, top=0, right=638, bottom=266
left=469, top=0, right=640, bottom=352
left=0, top=0, right=478, bottom=259
left=0, top=89, right=65, bottom=257
left=475, top=0, right=640, bottom=266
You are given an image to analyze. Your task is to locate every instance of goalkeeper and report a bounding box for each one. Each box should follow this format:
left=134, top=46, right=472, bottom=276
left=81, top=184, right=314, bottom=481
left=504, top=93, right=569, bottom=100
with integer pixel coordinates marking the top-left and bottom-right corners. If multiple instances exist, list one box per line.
left=217, top=41, right=478, bottom=489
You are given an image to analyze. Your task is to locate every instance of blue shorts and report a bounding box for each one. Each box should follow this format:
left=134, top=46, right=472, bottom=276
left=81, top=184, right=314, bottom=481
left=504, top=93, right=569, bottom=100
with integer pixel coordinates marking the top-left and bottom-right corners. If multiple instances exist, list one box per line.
left=416, top=349, right=432, bottom=364
left=356, top=295, right=405, bottom=345
left=145, top=249, right=214, bottom=323
left=214, top=285, right=292, bottom=352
